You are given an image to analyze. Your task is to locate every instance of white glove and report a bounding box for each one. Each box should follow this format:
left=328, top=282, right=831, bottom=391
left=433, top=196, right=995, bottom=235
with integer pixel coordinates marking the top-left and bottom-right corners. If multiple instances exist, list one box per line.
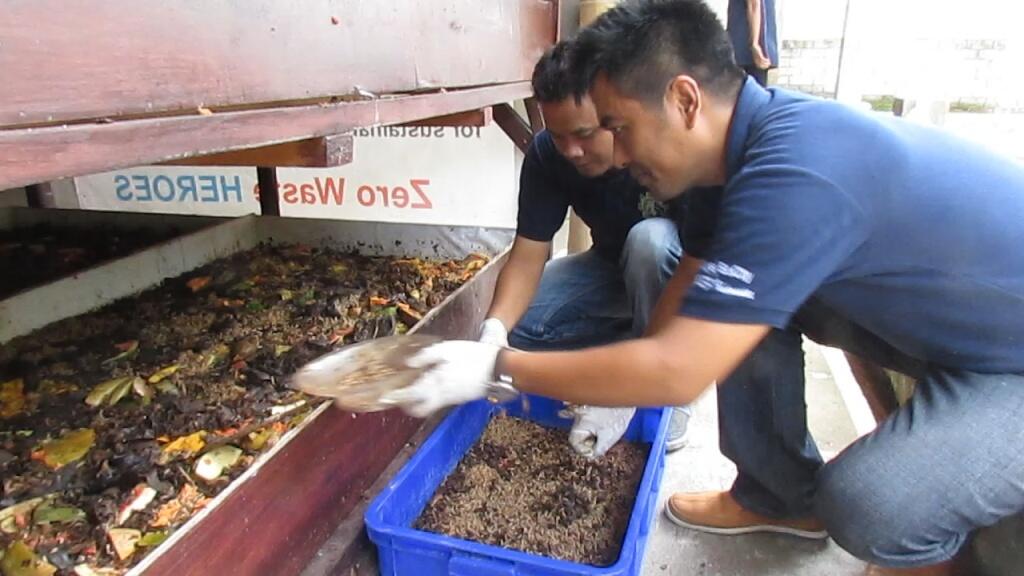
left=568, top=405, right=637, bottom=459
left=379, top=341, right=500, bottom=418
left=478, top=317, right=509, bottom=347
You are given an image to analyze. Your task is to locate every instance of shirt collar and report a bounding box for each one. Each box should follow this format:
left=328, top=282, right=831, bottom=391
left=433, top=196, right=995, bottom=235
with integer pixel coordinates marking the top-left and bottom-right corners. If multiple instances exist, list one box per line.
left=725, top=76, right=772, bottom=179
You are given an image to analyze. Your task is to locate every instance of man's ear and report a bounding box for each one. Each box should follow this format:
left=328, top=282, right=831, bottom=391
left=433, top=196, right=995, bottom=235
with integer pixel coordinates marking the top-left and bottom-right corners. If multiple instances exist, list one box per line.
left=666, top=75, right=702, bottom=129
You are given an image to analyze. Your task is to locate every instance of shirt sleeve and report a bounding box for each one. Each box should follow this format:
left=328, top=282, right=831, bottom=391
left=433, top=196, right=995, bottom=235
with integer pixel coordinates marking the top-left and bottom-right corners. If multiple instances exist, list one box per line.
left=515, top=135, right=570, bottom=243
left=680, top=164, right=867, bottom=328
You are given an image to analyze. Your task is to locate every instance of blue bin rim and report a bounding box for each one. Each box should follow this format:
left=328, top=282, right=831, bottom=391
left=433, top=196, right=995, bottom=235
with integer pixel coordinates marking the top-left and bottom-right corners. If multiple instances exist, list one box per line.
left=365, top=397, right=672, bottom=574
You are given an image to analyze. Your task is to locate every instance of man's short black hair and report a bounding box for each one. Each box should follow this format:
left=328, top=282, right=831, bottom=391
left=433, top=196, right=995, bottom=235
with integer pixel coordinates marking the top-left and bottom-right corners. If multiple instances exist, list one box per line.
left=532, top=40, right=581, bottom=103
left=573, top=0, right=745, bottom=104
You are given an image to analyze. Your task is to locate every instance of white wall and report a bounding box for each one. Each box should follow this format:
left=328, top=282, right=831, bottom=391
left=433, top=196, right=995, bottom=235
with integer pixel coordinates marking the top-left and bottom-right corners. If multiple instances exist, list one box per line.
left=772, top=0, right=1024, bottom=110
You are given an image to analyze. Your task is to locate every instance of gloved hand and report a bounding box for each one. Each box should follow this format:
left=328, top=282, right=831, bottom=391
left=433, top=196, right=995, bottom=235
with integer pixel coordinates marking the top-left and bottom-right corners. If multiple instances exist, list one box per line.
left=379, top=340, right=501, bottom=418
left=478, top=317, right=509, bottom=347
left=568, top=405, right=637, bottom=459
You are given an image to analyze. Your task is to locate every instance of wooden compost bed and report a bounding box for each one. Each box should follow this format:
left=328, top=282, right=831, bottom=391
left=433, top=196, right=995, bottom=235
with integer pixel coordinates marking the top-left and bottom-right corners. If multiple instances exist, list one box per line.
left=0, top=209, right=223, bottom=344
left=0, top=216, right=508, bottom=575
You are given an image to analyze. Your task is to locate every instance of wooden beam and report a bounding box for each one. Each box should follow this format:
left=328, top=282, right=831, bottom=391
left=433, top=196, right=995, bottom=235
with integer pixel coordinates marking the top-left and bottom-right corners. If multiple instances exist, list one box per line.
left=164, top=134, right=353, bottom=168
left=493, top=103, right=533, bottom=154
left=402, top=107, right=492, bottom=127
left=1, top=1, right=555, bottom=128
left=0, top=82, right=533, bottom=190
left=525, top=97, right=545, bottom=134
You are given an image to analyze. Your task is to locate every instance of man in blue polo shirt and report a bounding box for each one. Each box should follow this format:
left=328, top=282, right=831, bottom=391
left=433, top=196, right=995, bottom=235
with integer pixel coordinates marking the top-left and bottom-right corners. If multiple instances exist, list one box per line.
left=478, top=41, right=692, bottom=458
left=382, top=2, right=1024, bottom=573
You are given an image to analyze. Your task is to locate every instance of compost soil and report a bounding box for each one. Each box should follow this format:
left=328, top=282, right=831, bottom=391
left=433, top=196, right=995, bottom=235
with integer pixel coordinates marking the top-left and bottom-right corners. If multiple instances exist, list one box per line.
left=0, top=224, right=182, bottom=300
left=416, top=414, right=648, bottom=566
left=0, top=242, right=486, bottom=575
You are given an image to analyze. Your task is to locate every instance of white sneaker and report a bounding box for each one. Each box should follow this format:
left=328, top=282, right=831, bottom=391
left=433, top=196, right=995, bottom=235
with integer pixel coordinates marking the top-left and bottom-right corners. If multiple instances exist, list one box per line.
left=665, top=406, right=690, bottom=452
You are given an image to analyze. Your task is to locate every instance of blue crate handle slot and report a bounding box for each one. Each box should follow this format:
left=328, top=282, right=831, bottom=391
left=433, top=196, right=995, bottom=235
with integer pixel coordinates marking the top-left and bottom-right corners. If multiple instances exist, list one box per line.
left=450, top=554, right=517, bottom=576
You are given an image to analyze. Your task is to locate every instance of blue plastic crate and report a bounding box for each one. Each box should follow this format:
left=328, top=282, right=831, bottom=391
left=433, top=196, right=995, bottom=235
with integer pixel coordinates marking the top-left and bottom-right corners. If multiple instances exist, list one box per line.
left=365, top=396, right=671, bottom=576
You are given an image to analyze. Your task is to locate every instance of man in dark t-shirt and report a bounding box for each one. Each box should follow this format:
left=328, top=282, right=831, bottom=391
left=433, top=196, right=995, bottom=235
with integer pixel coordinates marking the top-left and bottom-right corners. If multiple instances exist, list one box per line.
left=477, top=42, right=691, bottom=457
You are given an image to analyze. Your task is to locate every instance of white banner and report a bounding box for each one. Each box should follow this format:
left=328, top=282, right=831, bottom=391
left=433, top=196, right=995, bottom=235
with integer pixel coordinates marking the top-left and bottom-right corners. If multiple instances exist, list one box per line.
left=277, top=125, right=515, bottom=227
left=74, top=125, right=517, bottom=228
left=75, top=167, right=260, bottom=217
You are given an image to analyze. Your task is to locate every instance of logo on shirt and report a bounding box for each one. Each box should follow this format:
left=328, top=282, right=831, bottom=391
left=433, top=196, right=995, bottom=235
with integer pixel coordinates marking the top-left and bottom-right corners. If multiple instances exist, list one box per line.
left=638, top=191, right=667, bottom=218
left=694, top=261, right=756, bottom=300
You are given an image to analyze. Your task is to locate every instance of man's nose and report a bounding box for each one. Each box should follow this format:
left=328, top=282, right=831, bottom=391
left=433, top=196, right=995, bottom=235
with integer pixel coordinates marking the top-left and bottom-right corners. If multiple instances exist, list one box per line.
left=563, top=141, right=584, bottom=159
left=612, top=140, right=631, bottom=169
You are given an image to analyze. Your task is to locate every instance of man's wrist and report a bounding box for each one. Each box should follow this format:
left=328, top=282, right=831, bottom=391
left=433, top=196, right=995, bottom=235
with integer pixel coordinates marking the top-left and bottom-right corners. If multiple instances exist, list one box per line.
left=493, top=347, right=511, bottom=382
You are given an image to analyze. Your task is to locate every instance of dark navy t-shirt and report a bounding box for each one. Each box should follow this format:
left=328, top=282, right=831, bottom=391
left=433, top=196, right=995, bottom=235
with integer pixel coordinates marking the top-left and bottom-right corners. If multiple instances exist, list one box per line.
left=517, top=130, right=677, bottom=260
left=682, top=78, right=1024, bottom=374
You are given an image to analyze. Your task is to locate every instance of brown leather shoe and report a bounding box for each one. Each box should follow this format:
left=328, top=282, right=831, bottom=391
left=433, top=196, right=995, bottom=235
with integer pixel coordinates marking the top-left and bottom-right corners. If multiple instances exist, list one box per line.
left=665, top=490, right=829, bottom=539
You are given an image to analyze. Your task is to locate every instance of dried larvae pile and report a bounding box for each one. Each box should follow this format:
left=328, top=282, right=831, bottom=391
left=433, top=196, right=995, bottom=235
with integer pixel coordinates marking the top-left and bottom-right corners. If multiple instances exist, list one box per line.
left=417, top=415, right=647, bottom=566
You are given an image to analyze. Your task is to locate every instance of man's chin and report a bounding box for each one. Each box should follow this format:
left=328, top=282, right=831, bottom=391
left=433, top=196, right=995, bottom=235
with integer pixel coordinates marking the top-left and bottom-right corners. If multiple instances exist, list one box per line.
left=576, top=163, right=609, bottom=178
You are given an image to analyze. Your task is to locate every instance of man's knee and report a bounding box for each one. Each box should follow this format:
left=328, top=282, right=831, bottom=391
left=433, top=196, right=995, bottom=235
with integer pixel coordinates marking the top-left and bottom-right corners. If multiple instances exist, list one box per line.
left=815, top=454, right=963, bottom=566
left=622, top=218, right=681, bottom=271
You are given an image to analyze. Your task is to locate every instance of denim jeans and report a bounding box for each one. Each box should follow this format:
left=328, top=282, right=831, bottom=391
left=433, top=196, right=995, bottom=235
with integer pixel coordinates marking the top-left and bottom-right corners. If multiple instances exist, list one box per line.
left=509, top=218, right=682, bottom=349
left=508, top=219, right=692, bottom=419
left=721, top=297, right=1024, bottom=568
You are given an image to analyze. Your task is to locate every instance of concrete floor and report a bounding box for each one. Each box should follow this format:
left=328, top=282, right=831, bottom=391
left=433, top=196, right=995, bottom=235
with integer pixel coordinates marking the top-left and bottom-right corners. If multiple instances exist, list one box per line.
left=641, top=340, right=871, bottom=575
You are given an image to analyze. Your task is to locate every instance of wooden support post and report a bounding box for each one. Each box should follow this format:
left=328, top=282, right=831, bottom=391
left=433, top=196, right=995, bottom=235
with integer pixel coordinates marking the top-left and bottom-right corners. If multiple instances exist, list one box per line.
left=493, top=103, right=533, bottom=154
left=25, top=183, right=56, bottom=208
left=843, top=352, right=900, bottom=422
left=257, top=167, right=280, bottom=216
left=524, top=98, right=544, bottom=134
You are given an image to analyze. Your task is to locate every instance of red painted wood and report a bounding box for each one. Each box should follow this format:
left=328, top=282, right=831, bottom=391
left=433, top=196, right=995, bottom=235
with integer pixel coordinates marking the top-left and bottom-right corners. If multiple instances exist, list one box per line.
left=0, top=82, right=532, bottom=190
left=493, top=103, right=534, bottom=154
left=163, top=134, right=355, bottom=168
left=1, top=1, right=556, bottom=127
left=143, top=409, right=422, bottom=576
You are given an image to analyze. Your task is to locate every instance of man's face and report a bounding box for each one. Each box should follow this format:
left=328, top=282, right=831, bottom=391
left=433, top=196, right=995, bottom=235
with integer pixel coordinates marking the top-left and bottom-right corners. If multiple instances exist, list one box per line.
left=540, top=97, right=616, bottom=178
left=589, top=74, right=706, bottom=200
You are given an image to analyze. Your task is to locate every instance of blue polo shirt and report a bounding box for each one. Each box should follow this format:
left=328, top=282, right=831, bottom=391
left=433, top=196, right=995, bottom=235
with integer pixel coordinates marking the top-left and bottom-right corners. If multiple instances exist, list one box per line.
left=681, top=78, right=1024, bottom=374
left=517, top=130, right=686, bottom=260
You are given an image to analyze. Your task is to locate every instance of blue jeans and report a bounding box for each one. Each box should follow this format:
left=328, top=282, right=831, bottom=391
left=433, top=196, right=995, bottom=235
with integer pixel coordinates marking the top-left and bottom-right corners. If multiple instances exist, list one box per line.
left=509, top=218, right=682, bottom=349
left=722, top=297, right=1024, bottom=568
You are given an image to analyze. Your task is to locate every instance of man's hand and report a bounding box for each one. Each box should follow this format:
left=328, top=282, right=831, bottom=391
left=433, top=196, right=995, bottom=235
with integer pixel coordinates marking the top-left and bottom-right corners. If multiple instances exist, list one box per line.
left=568, top=405, right=637, bottom=459
left=752, top=44, right=772, bottom=70
left=380, top=341, right=500, bottom=418
left=478, top=318, right=509, bottom=347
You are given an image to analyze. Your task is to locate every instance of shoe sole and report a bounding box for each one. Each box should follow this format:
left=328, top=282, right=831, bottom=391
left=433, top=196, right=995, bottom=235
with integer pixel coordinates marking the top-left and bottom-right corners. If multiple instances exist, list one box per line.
left=663, top=500, right=830, bottom=540
left=665, top=435, right=689, bottom=453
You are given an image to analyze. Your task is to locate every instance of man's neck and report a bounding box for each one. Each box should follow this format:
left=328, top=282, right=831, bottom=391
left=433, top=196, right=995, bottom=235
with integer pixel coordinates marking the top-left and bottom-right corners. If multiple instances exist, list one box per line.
left=702, top=97, right=738, bottom=187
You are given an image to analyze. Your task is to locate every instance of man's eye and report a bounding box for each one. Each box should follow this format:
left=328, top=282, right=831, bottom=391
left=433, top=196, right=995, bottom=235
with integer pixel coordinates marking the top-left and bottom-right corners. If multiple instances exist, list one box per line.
left=608, top=126, right=623, bottom=135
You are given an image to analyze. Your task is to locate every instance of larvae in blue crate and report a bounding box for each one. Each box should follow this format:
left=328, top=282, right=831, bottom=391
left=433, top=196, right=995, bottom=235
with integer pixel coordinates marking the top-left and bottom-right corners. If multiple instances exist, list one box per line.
left=416, top=414, right=648, bottom=566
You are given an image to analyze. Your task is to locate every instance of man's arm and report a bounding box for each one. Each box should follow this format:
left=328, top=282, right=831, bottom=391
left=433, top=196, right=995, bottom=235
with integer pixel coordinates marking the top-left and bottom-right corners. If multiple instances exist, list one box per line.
left=503, top=316, right=770, bottom=407
left=645, top=255, right=704, bottom=336
left=484, top=236, right=550, bottom=331
left=746, top=0, right=771, bottom=70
